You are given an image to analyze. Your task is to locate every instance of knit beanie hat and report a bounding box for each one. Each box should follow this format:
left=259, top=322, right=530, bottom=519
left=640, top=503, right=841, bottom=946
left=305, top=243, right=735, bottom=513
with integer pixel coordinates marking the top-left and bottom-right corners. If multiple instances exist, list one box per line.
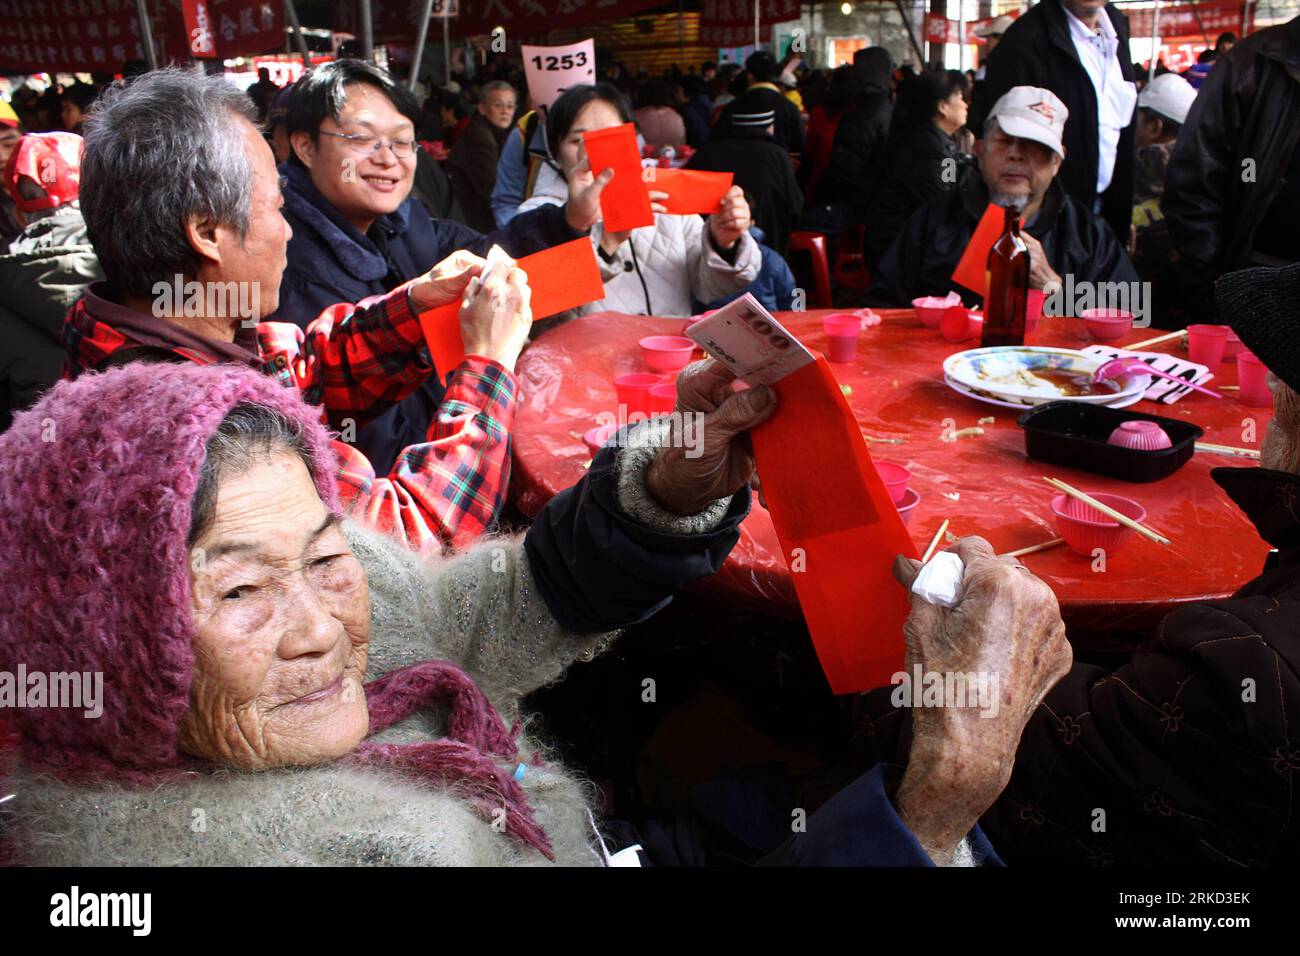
left=0, top=362, right=339, bottom=783
left=1215, top=262, right=1300, bottom=393
left=0, top=362, right=554, bottom=859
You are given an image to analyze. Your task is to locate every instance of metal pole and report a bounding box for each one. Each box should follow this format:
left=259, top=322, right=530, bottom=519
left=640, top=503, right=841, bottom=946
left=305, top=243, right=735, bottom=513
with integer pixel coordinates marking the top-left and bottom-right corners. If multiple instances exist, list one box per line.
left=443, top=14, right=451, bottom=85
left=958, top=0, right=966, bottom=71
left=359, top=0, right=374, bottom=61
left=408, top=0, right=436, bottom=90
left=678, top=0, right=686, bottom=68
left=1148, top=0, right=1161, bottom=82
left=132, top=0, right=158, bottom=71
left=754, top=0, right=760, bottom=49
left=893, top=0, right=926, bottom=66
left=283, top=0, right=312, bottom=69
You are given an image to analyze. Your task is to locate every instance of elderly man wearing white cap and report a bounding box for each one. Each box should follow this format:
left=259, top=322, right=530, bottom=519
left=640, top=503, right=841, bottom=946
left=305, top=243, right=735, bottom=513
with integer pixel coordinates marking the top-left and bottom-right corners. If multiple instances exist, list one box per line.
left=864, top=85, right=1138, bottom=310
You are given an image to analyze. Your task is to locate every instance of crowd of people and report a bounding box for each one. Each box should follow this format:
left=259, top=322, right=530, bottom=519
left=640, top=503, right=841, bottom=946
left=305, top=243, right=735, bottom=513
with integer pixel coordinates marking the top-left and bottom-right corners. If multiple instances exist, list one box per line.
left=0, top=0, right=1298, bottom=868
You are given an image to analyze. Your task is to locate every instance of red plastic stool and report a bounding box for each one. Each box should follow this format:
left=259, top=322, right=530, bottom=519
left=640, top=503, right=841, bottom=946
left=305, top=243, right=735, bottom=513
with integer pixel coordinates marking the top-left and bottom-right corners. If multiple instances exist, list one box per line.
left=833, top=224, right=870, bottom=290
left=788, top=231, right=833, bottom=308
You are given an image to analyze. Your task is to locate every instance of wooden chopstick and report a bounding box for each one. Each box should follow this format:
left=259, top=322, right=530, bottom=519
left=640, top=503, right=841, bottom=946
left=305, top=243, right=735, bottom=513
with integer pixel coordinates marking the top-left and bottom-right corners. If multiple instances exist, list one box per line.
left=1002, top=537, right=1067, bottom=559
left=1125, top=329, right=1186, bottom=351
left=921, top=519, right=950, bottom=563
left=1195, top=442, right=1261, bottom=459
left=1042, top=476, right=1172, bottom=546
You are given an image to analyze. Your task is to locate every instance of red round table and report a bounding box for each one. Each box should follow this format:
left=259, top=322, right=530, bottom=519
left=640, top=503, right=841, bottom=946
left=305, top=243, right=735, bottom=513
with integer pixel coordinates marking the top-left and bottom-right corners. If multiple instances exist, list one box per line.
left=511, top=310, right=1273, bottom=631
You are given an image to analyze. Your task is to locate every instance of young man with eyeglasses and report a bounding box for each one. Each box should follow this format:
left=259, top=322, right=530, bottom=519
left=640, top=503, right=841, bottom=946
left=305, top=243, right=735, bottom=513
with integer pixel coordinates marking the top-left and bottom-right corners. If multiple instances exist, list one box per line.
left=270, top=59, right=609, bottom=488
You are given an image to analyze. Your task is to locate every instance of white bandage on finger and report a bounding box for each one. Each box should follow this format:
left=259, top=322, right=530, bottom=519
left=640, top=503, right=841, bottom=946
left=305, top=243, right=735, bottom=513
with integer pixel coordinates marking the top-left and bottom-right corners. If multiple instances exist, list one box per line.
left=910, top=551, right=966, bottom=609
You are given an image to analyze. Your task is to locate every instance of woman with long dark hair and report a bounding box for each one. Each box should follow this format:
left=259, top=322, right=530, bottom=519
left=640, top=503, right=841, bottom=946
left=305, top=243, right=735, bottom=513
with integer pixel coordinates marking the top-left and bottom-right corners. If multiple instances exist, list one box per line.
left=864, top=69, right=973, bottom=266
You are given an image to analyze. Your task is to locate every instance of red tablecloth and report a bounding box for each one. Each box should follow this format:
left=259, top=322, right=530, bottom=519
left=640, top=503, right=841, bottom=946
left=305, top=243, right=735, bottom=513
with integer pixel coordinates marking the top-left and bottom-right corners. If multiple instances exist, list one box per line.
left=511, top=310, right=1273, bottom=630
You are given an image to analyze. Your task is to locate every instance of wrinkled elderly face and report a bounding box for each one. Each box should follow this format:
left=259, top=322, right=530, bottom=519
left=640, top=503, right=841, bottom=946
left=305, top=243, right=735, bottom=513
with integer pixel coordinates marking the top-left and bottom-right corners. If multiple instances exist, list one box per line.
left=557, top=98, right=625, bottom=180
left=181, top=451, right=371, bottom=770
left=1261, top=372, right=1300, bottom=473
left=293, top=81, right=416, bottom=232
left=480, top=87, right=517, bottom=130
left=979, top=122, right=1062, bottom=208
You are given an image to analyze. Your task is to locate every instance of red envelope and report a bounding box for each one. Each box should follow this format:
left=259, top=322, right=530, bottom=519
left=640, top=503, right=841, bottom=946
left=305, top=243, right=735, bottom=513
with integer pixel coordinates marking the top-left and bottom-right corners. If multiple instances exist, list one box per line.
left=417, top=238, right=604, bottom=384
left=750, top=357, right=919, bottom=694
left=583, top=123, right=655, bottom=233
left=950, top=201, right=1004, bottom=300
left=647, top=168, right=733, bottom=216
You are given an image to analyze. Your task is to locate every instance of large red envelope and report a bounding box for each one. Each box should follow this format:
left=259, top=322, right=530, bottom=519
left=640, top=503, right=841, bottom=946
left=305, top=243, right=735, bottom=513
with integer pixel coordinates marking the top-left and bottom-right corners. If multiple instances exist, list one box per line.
left=950, top=201, right=1003, bottom=300
left=750, top=356, right=919, bottom=694
left=583, top=123, right=655, bottom=233
left=647, top=168, right=733, bottom=216
left=417, top=237, right=604, bottom=384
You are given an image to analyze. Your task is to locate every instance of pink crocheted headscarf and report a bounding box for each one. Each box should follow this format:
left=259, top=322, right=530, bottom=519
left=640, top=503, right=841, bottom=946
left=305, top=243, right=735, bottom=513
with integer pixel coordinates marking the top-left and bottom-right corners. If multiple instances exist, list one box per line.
left=0, top=363, right=552, bottom=860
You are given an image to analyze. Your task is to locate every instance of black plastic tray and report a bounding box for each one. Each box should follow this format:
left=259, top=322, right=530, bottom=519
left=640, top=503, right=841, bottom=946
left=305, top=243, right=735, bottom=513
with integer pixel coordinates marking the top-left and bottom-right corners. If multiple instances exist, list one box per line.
left=1017, top=401, right=1204, bottom=483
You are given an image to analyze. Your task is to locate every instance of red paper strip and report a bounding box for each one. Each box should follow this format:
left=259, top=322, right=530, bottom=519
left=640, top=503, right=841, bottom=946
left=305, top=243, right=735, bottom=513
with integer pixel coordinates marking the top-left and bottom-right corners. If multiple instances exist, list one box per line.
left=583, top=123, right=656, bottom=233
left=750, top=357, right=919, bottom=694
left=951, top=201, right=1003, bottom=300
left=417, top=237, right=605, bottom=383
left=647, top=168, right=733, bottom=216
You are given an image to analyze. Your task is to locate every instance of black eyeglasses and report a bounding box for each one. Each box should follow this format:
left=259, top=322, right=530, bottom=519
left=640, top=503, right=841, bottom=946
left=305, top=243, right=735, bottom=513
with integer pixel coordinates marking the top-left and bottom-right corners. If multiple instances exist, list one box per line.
left=319, top=130, right=420, bottom=159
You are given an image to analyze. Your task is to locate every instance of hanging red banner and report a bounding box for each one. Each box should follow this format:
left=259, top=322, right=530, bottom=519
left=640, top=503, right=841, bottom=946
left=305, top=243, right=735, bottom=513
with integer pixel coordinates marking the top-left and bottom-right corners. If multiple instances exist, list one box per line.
left=698, top=0, right=801, bottom=48
left=333, top=0, right=665, bottom=45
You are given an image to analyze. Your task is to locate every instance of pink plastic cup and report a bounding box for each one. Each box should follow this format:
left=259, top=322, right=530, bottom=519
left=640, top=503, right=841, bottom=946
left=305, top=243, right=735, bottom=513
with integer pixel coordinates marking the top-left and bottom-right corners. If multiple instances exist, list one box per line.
left=875, top=461, right=911, bottom=506
left=1025, top=289, right=1045, bottom=335
left=1186, top=324, right=1231, bottom=366
left=822, top=314, right=861, bottom=363
left=614, top=372, right=660, bottom=417
left=1051, top=492, right=1147, bottom=556
left=896, top=488, right=922, bottom=526
left=639, top=335, right=695, bottom=373
left=1223, top=331, right=1245, bottom=360
left=1237, top=351, right=1272, bottom=407
left=1107, top=420, right=1173, bottom=451
left=648, top=382, right=678, bottom=415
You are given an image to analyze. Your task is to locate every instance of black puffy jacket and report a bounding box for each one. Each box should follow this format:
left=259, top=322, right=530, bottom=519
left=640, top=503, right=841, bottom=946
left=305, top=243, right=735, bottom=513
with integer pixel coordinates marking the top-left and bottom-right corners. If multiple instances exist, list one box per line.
left=863, top=121, right=970, bottom=266
left=970, top=0, right=1137, bottom=244
left=814, top=48, right=893, bottom=217
left=863, top=170, right=1138, bottom=309
left=1164, top=16, right=1300, bottom=274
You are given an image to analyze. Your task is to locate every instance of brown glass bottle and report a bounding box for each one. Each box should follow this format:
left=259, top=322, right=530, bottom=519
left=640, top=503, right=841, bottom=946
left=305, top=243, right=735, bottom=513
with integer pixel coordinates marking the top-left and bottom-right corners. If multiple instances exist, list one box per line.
left=980, top=203, right=1031, bottom=349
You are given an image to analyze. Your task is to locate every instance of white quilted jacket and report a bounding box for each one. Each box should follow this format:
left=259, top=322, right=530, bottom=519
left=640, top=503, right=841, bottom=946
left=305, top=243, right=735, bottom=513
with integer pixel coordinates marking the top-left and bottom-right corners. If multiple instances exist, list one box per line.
left=518, top=165, right=761, bottom=317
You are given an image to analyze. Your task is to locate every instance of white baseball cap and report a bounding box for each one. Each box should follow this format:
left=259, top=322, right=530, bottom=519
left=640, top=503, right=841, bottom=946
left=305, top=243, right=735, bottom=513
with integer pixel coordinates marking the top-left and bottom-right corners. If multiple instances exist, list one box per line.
left=974, top=15, right=1015, bottom=38
left=986, top=86, right=1069, bottom=157
left=1138, top=72, right=1197, bottom=125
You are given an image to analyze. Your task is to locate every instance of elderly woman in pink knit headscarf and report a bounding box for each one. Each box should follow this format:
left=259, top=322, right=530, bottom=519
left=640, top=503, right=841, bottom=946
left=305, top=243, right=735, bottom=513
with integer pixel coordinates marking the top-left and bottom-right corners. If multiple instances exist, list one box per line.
left=0, top=361, right=1067, bottom=866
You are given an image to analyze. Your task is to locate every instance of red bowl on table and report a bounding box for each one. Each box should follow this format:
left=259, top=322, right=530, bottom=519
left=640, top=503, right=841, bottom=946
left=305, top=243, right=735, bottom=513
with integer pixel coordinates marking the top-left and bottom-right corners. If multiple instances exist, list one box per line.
left=1051, top=492, right=1147, bottom=556
left=1081, top=309, right=1134, bottom=342
left=940, top=307, right=983, bottom=343
left=913, top=297, right=954, bottom=329
left=875, top=461, right=911, bottom=506
left=640, top=335, right=695, bottom=373
left=896, top=488, right=922, bottom=525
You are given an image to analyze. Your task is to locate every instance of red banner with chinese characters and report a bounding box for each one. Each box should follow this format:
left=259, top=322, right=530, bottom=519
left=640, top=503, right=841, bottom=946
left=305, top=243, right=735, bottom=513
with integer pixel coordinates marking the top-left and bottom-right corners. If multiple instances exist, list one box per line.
left=0, top=0, right=282, bottom=73
left=699, top=0, right=801, bottom=48
left=1125, top=1, right=1250, bottom=39
left=924, top=11, right=1018, bottom=46
left=333, top=0, right=666, bottom=44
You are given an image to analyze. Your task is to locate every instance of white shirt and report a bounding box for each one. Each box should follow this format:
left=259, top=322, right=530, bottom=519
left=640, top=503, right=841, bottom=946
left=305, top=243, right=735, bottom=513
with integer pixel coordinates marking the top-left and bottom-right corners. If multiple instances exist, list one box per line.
left=1065, top=7, right=1137, bottom=197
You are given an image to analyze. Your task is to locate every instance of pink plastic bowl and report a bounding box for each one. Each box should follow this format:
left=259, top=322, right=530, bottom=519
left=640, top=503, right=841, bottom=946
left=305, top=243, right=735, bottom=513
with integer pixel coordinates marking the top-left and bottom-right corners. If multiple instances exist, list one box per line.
left=896, top=487, right=922, bottom=525
left=1107, top=420, right=1173, bottom=451
left=913, top=298, right=949, bottom=329
left=1081, top=308, right=1134, bottom=342
left=1051, top=492, right=1147, bottom=556
left=639, top=335, right=695, bottom=373
left=875, top=461, right=911, bottom=506
left=583, top=424, right=619, bottom=455
left=648, top=382, right=677, bottom=415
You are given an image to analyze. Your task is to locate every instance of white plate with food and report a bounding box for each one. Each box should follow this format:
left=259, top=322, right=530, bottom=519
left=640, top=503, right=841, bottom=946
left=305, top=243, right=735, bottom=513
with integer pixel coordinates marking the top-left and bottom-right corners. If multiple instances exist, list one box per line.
left=943, top=372, right=1145, bottom=411
left=943, top=346, right=1149, bottom=406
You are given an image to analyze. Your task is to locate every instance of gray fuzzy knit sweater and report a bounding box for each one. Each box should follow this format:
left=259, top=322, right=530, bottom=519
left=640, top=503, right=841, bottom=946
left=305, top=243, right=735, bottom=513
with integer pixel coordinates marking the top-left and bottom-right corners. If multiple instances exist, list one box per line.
left=9, top=422, right=725, bottom=866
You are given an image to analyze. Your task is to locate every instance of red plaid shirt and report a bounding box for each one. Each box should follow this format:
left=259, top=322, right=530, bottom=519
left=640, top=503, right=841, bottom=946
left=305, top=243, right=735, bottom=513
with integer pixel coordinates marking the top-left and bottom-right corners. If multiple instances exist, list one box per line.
left=64, top=284, right=516, bottom=554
